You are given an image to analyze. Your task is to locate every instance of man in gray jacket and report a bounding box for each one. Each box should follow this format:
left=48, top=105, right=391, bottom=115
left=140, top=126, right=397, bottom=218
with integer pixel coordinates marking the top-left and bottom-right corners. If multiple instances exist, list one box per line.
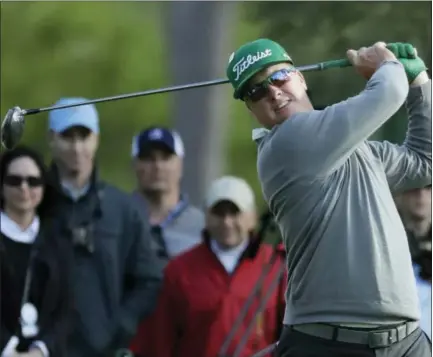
left=225, top=40, right=431, bottom=356
left=45, top=98, right=163, bottom=357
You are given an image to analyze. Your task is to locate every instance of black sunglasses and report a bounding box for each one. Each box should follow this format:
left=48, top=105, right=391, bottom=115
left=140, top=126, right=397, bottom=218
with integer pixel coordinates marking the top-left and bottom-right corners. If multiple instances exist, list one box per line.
left=3, top=175, right=44, bottom=188
left=242, top=68, right=295, bottom=102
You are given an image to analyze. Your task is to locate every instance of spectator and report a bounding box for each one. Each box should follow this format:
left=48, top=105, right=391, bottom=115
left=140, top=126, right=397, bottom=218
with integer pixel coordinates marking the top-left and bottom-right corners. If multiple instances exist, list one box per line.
left=130, top=126, right=204, bottom=263
left=0, top=146, right=72, bottom=357
left=45, top=98, right=163, bottom=357
left=395, top=185, right=432, bottom=339
left=142, top=176, right=286, bottom=357
left=129, top=126, right=205, bottom=356
left=396, top=185, right=432, bottom=267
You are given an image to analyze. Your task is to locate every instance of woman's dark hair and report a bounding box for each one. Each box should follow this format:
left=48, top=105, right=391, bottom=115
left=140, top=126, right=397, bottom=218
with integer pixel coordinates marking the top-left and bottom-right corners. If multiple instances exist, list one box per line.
left=0, top=145, right=49, bottom=215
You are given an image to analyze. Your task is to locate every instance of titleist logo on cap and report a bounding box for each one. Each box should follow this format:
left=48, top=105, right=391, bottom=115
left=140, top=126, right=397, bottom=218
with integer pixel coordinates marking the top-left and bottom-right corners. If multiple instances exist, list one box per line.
left=233, top=49, right=273, bottom=81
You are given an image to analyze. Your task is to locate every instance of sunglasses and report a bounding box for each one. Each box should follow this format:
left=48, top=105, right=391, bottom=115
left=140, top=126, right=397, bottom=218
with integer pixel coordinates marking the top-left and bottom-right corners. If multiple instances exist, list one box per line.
left=242, top=68, right=295, bottom=102
left=3, top=175, right=44, bottom=188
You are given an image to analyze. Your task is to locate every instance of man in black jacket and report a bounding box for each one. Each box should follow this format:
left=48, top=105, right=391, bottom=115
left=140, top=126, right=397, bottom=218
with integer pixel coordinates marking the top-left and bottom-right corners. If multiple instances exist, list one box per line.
left=45, top=97, right=163, bottom=357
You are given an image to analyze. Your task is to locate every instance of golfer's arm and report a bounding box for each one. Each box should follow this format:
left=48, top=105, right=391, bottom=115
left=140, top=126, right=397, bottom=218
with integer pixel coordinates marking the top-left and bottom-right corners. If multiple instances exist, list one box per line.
left=368, top=78, right=432, bottom=192
left=274, top=61, right=408, bottom=176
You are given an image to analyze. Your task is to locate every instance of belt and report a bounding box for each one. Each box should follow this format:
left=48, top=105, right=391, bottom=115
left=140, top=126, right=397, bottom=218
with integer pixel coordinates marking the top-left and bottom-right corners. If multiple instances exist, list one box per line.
left=291, top=321, right=419, bottom=348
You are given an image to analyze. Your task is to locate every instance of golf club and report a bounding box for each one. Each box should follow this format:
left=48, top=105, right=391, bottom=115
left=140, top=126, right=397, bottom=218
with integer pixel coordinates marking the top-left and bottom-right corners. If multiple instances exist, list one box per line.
left=217, top=211, right=278, bottom=357
left=232, top=261, right=285, bottom=357
left=1, top=58, right=351, bottom=149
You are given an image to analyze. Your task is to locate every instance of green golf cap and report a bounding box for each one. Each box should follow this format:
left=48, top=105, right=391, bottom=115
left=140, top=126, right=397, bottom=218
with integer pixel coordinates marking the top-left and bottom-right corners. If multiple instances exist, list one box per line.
left=226, top=38, right=293, bottom=100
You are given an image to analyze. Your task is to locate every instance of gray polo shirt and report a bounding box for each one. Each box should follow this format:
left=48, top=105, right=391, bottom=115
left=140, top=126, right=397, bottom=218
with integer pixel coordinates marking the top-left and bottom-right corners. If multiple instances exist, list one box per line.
left=255, top=61, right=431, bottom=326
left=131, top=192, right=204, bottom=265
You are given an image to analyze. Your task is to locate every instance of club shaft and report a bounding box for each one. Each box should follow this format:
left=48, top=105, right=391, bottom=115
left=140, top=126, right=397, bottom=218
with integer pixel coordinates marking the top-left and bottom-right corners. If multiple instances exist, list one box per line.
left=23, top=78, right=230, bottom=116
left=296, top=63, right=321, bottom=72
left=21, top=58, right=351, bottom=116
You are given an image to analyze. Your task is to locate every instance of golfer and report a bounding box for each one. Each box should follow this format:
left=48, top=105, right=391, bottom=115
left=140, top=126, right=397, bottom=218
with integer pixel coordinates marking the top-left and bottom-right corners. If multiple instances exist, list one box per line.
left=226, top=40, right=431, bottom=357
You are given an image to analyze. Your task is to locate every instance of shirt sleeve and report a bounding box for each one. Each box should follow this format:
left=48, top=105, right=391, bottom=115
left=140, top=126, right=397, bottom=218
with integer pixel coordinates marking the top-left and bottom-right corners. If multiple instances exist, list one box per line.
left=367, top=80, right=431, bottom=193
left=271, top=61, right=409, bottom=178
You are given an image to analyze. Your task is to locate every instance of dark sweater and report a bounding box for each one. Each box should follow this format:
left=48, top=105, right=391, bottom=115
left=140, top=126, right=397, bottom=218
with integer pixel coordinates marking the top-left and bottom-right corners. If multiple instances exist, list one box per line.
left=0, top=234, right=33, bottom=341
left=0, top=227, right=73, bottom=357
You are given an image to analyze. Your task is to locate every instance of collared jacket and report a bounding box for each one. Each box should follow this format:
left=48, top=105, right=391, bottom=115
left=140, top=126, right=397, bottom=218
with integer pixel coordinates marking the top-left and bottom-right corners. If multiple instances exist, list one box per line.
left=45, top=164, right=164, bottom=357
left=130, top=191, right=204, bottom=266
left=131, top=233, right=286, bottom=357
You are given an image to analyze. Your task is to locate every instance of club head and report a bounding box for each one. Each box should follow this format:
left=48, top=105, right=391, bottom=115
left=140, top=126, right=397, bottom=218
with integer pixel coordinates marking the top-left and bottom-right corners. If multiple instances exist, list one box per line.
left=1, top=106, right=25, bottom=150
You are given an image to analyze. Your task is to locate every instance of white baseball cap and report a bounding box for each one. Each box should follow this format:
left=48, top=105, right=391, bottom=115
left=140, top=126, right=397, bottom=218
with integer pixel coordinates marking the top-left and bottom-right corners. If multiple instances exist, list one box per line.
left=205, top=176, right=255, bottom=212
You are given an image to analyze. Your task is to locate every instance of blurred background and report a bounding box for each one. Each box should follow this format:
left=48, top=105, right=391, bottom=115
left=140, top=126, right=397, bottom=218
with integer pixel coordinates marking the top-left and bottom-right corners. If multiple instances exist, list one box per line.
left=1, top=1, right=431, bottom=211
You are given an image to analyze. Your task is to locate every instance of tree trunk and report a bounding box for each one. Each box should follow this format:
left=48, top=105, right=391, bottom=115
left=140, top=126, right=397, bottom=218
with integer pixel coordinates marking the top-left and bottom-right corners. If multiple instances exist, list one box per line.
left=165, top=1, right=236, bottom=205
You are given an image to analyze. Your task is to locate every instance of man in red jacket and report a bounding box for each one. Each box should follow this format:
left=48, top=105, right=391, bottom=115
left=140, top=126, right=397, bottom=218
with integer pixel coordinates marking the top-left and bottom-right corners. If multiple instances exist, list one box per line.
left=134, top=176, right=286, bottom=357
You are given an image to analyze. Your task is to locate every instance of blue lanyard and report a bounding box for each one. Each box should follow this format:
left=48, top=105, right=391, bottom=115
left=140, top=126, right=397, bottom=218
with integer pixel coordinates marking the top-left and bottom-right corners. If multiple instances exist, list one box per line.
left=158, top=197, right=188, bottom=229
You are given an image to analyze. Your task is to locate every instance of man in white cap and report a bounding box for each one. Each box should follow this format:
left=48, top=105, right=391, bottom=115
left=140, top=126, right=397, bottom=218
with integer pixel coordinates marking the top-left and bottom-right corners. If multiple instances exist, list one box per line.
left=45, top=98, right=163, bottom=357
left=137, top=176, right=286, bottom=357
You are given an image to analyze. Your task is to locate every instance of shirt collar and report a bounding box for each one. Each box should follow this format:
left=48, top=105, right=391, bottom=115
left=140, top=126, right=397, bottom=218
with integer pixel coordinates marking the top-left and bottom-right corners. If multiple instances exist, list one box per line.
left=48, top=162, right=100, bottom=199
left=210, top=238, right=249, bottom=273
left=131, top=191, right=188, bottom=223
left=0, top=211, right=40, bottom=244
left=203, top=229, right=265, bottom=260
left=252, top=128, right=271, bottom=142
left=61, top=181, right=91, bottom=201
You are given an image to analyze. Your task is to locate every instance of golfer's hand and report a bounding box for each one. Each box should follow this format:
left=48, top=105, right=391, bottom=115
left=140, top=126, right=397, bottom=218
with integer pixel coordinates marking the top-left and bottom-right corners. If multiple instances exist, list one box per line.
left=387, top=42, right=429, bottom=86
left=346, top=42, right=397, bottom=80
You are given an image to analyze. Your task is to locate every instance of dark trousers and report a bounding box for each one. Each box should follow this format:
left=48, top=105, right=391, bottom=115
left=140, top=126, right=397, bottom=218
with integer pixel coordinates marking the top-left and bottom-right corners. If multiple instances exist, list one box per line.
left=276, top=325, right=431, bottom=357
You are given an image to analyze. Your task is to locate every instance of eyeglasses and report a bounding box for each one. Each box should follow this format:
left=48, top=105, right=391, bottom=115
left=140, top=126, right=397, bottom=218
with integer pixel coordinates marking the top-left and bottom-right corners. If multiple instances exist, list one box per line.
left=3, top=175, right=44, bottom=188
left=242, top=68, right=295, bottom=102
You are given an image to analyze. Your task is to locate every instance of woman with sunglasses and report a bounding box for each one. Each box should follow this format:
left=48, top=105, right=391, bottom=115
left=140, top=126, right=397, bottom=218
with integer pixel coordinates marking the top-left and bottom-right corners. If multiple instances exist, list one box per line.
left=0, top=146, right=72, bottom=357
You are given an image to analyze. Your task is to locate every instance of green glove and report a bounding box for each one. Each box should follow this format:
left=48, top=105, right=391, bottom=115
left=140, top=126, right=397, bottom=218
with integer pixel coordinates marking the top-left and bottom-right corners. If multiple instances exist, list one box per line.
left=386, top=42, right=428, bottom=83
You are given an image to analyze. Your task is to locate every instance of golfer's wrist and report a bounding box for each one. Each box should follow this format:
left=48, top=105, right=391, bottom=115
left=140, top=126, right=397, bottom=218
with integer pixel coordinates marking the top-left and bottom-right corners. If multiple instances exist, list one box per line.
left=377, top=59, right=401, bottom=70
left=410, top=71, right=430, bottom=87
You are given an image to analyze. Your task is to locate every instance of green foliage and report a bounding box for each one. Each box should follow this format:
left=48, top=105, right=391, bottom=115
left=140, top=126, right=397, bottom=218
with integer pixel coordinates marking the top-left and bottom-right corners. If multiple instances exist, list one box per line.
left=1, top=2, right=168, bottom=186
left=0, top=2, right=272, bottom=209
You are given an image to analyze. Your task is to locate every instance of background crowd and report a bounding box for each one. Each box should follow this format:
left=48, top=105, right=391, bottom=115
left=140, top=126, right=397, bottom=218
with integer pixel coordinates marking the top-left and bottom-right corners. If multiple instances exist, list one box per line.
left=0, top=2, right=431, bottom=357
